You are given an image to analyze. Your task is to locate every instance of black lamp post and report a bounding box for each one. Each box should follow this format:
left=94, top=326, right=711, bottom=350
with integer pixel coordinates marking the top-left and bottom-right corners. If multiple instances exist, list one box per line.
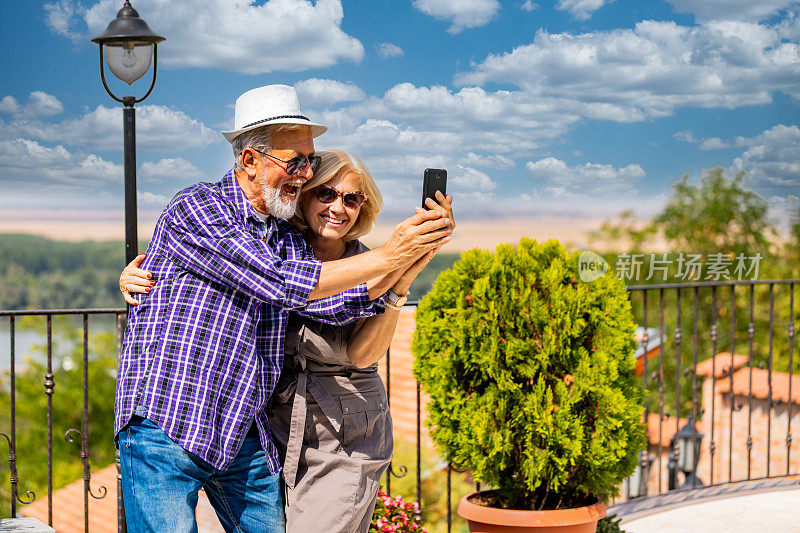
left=676, top=418, right=704, bottom=490
left=92, top=1, right=164, bottom=265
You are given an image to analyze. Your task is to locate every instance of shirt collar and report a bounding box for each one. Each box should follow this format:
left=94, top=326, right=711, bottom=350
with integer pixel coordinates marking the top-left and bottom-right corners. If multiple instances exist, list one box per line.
left=221, top=168, right=267, bottom=227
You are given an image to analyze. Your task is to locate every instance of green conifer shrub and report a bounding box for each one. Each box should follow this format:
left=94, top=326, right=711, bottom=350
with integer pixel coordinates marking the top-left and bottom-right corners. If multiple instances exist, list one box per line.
left=412, top=238, right=646, bottom=510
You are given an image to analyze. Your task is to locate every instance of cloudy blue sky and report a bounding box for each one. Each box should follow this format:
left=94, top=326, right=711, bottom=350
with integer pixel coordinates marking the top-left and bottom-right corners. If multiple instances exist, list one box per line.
left=1, top=0, right=799, bottom=233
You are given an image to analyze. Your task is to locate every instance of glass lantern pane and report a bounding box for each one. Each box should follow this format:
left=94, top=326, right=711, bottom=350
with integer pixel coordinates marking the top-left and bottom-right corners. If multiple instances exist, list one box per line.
left=678, top=437, right=694, bottom=472
left=627, top=464, right=642, bottom=498
left=105, top=43, right=153, bottom=85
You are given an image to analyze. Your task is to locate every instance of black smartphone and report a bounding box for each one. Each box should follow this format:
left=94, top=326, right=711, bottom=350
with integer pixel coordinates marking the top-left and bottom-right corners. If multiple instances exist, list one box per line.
left=422, top=168, right=447, bottom=209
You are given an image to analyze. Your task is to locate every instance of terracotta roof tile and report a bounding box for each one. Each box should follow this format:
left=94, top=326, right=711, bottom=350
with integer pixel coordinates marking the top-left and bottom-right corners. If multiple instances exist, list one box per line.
left=20, top=464, right=224, bottom=532
left=645, top=413, right=687, bottom=447
left=20, top=464, right=119, bottom=533
left=695, top=352, right=749, bottom=378
left=716, top=366, right=800, bottom=405
left=643, top=413, right=707, bottom=448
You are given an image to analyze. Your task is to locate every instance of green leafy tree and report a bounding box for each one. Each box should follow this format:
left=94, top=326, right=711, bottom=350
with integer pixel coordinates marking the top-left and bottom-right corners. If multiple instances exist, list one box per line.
left=0, top=234, right=147, bottom=310
left=587, top=170, right=799, bottom=455
left=787, top=203, right=800, bottom=277
left=412, top=238, right=646, bottom=510
left=652, top=168, right=775, bottom=257
left=792, top=204, right=800, bottom=247
left=589, top=210, right=655, bottom=252
left=590, top=168, right=777, bottom=259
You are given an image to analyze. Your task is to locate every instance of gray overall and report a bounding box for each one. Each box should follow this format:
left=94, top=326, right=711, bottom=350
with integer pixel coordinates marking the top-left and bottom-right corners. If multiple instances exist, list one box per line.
left=268, top=240, right=393, bottom=533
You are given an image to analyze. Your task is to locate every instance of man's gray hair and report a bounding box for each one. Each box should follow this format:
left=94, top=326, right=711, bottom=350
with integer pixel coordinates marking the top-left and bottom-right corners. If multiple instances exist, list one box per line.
left=231, top=123, right=309, bottom=170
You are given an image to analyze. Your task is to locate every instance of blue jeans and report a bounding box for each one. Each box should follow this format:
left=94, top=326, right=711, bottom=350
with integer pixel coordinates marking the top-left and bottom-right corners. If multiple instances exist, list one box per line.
left=119, top=416, right=284, bottom=533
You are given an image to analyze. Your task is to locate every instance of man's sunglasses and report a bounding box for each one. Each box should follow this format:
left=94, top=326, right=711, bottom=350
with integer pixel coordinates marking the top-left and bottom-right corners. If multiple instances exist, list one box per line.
left=252, top=148, right=321, bottom=176
left=313, top=184, right=367, bottom=210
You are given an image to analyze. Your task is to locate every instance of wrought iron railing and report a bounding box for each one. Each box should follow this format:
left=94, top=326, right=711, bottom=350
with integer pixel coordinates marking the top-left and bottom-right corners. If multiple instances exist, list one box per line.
left=0, top=279, right=797, bottom=531
left=610, top=279, right=800, bottom=519
left=0, top=308, right=125, bottom=532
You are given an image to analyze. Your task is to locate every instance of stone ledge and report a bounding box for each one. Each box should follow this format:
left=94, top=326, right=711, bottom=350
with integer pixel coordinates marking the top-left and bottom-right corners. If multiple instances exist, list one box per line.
left=609, top=476, right=800, bottom=522
left=0, top=517, right=55, bottom=532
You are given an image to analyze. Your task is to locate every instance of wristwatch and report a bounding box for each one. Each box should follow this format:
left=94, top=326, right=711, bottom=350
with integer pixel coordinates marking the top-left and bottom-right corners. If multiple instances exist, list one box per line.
left=387, top=289, right=408, bottom=309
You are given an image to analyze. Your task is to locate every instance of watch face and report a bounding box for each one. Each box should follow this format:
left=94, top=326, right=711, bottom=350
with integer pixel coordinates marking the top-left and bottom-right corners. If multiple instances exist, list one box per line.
left=396, top=295, right=408, bottom=306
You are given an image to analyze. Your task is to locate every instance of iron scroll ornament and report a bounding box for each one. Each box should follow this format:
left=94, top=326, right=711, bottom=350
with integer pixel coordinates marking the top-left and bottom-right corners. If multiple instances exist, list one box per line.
left=65, top=429, right=108, bottom=500
left=0, top=432, right=35, bottom=505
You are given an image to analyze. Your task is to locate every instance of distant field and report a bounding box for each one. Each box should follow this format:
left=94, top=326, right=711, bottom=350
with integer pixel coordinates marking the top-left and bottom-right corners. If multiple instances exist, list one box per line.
left=0, top=233, right=463, bottom=309
left=3, top=213, right=609, bottom=251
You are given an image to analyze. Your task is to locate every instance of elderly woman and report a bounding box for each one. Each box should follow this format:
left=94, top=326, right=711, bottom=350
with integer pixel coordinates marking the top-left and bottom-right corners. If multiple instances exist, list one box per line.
left=120, top=149, right=454, bottom=533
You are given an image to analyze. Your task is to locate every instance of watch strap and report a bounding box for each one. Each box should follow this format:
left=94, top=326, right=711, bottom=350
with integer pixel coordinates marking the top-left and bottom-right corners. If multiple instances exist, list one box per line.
left=387, top=289, right=408, bottom=307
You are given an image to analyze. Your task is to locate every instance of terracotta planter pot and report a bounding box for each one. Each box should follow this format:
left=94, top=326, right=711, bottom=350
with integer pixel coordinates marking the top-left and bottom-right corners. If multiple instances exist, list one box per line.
left=457, top=491, right=606, bottom=533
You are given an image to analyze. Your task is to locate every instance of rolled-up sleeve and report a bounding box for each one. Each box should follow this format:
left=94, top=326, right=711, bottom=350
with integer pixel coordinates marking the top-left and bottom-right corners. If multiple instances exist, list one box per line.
left=298, top=283, right=386, bottom=326
left=163, top=190, right=386, bottom=323
left=280, top=222, right=387, bottom=325
left=164, top=192, right=321, bottom=309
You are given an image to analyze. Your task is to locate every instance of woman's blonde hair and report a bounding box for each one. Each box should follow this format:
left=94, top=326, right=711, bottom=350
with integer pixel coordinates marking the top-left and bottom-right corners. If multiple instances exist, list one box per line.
left=291, top=149, right=383, bottom=242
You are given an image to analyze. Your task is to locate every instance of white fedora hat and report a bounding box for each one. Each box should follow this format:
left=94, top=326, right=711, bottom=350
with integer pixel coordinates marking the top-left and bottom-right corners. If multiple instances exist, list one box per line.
left=221, top=84, right=327, bottom=143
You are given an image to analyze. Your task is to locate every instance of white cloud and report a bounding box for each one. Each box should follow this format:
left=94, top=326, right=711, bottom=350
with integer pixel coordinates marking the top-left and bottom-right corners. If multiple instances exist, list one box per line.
left=463, top=152, right=516, bottom=168
left=557, top=0, right=610, bottom=21
left=731, top=124, right=800, bottom=191
left=0, top=104, right=218, bottom=151
left=674, top=130, right=732, bottom=149
left=137, top=190, right=170, bottom=206
left=0, top=137, right=209, bottom=210
left=699, top=137, right=731, bottom=150
left=388, top=190, right=669, bottom=221
left=329, top=119, right=461, bottom=163
left=305, top=83, right=587, bottom=209
left=451, top=165, right=498, bottom=191
left=674, top=130, right=697, bottom=143
left=526, top=157, right=645, bottom=195
left=520, top=1, right=538, bottom=12
left=294, top=79, right=365, bottom=107
left=43, top=0, right=83, bottom=38
left=455, top=20, right=800, bottom=122
left=139, top=157, right=205, bottom=183
left=0, top=92, right=64, bottom=119
left=412, top=0, right=501, bottom=34
left=376, top=43, right=405, bottom=59
left=0, top=138, right=121, bottom=189
left=323, top=84, right=580, bottom=156
left=50, top=0, right=364, bottom=74
left=666, top=0, right=800, bottom=23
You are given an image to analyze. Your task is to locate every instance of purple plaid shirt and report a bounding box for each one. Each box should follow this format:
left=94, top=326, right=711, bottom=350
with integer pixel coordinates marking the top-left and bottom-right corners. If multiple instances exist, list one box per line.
left=115, top=169, right=384, bottom=471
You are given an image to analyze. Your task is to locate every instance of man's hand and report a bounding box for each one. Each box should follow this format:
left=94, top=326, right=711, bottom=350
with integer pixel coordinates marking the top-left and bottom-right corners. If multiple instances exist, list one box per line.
left=382, top=207, right=452, bottom=268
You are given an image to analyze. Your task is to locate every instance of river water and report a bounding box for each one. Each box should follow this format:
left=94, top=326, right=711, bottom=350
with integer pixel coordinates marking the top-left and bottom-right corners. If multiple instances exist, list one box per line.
left=0, top=315, right=119, bottom=370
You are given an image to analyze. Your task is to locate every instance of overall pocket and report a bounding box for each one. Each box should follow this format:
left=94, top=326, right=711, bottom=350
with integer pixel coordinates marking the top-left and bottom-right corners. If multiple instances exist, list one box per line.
left=339, top=392, right=387, bottom=454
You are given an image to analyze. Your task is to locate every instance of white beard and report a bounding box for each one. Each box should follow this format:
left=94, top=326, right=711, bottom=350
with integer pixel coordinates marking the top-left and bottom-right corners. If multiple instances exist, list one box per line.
left=261, top=182, right=298, bottom=220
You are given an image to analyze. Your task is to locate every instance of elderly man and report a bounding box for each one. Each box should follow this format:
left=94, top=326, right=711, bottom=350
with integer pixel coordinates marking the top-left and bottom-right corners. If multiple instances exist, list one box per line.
left=115, top=85, right=451, bottom=532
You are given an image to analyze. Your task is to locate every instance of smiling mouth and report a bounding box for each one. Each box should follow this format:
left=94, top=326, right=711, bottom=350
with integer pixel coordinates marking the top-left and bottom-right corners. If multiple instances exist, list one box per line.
left=322, top=215, right=347, bottom=227
left=281, top=182, right=302, bottom=198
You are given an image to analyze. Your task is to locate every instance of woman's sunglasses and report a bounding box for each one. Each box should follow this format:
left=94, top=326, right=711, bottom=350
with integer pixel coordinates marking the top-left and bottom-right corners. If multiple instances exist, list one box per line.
left=252, top=148, right=321, bottom=176
left=313, top=185, right=367, bottom=209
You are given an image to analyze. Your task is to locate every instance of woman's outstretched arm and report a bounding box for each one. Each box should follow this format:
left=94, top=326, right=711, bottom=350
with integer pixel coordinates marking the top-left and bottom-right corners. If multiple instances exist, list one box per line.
left=345, top=248, right=436, bottom=368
